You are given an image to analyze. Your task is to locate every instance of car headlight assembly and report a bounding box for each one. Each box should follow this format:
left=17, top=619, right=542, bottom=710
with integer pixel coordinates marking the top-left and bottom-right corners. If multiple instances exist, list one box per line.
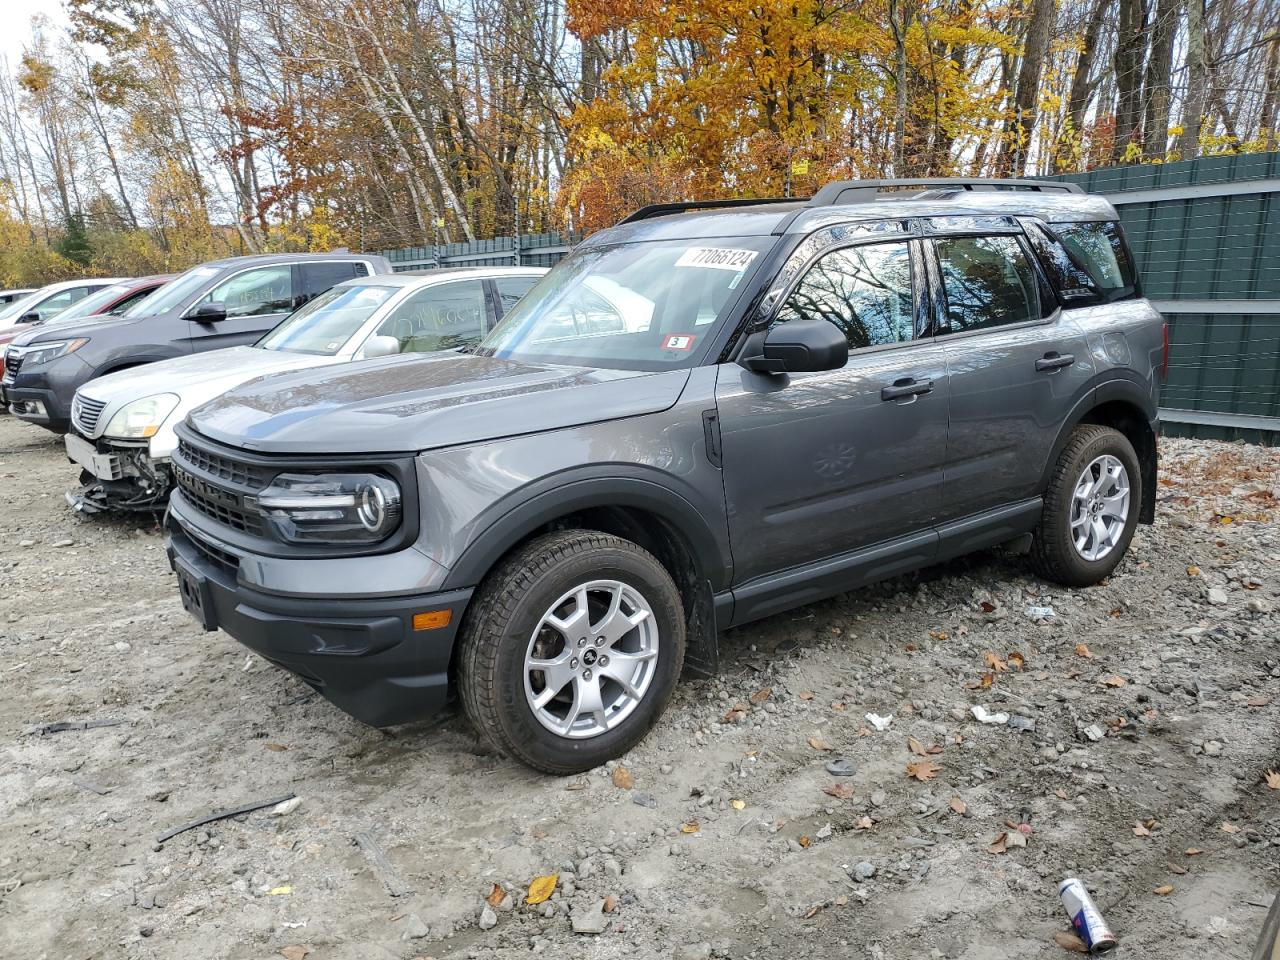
left=103, top=393, right=181, bottom=439
left=253, top=473, right=402, bottom=544
left=23, top=338, right=89, bottom=366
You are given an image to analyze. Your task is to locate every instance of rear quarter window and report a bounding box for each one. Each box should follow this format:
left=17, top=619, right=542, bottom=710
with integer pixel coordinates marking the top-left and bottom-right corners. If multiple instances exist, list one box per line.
left=1048, top=221, right=1138, bottom=302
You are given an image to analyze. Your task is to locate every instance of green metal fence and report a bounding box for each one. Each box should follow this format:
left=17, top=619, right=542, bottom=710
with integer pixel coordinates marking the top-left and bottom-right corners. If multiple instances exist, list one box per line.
left=1046, top=152, right=1280, bottom=444
left=380, top=152, right=1280, bottom=443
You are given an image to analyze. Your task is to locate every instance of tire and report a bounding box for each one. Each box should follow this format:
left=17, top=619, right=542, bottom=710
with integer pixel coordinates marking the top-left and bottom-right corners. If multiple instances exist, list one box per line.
left=1029, top=424, right=1142, bottom=587
left=457, top=529, right=686, bottom=774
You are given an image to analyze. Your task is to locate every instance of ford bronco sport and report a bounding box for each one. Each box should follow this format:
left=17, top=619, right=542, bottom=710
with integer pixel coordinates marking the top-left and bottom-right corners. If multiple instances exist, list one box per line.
left=165, top=178, right=1165, bottom=773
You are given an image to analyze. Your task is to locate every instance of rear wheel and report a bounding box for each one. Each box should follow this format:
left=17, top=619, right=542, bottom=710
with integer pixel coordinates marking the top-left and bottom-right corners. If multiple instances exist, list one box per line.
left=1029, top=425, right=1141, bottom=587
left=458, top=530, right=686, bottom=774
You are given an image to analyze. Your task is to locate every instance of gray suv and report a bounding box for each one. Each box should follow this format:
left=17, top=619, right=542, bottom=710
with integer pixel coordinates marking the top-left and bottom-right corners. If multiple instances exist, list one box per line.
left=164, top=179, right=1165, bottom=773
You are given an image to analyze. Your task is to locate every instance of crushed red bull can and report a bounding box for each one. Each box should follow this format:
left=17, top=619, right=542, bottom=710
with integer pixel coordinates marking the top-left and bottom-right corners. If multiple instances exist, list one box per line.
left=1059, top=878, right=1119, bottom=953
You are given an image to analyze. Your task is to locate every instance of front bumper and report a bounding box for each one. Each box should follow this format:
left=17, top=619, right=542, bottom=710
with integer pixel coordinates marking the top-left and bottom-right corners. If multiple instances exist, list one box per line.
left=65, top=432, right=172, bottom=513
left=165, top=513, right=471, bottom=727
left=7, top=355, right=91, bottom=433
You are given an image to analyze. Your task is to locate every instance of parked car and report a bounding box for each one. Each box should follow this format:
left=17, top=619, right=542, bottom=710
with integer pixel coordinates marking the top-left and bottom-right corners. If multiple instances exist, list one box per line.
left=64, top=267, right=545, bottom=512
left=0, top=278, right=125, bottom=331
left=164, top=178, right=1164, bottom=773
left=43, top=275, right=174, bottom=327
left=3, top=253, right=391, bottom=434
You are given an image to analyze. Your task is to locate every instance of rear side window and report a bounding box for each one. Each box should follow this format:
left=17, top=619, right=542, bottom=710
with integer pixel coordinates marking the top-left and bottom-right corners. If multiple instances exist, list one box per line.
left=299, top=261, right=365, bottom=303
left=494, top=276, right=539, bottom=317
left=935, top=235, right=1041, bottom=333
left=1049, top=221, right=1137, bottom=301
left=775, top=241, right=914, bottom=349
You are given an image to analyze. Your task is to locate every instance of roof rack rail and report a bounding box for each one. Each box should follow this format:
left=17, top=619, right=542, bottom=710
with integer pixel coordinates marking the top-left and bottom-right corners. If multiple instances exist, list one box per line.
left=618, top=196, right=799, bottom=225
left=808, top=178, right=1084, bottom=206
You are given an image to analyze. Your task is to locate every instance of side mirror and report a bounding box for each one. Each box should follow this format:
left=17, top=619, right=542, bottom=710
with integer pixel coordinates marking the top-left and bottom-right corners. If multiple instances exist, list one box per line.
left=361, top=335, right=401, bottom=359
left=20, top=311, right=40, bottom=324
left=739, top=319, right=848, bottom=374
left=191, top=302, right=228, bottom=322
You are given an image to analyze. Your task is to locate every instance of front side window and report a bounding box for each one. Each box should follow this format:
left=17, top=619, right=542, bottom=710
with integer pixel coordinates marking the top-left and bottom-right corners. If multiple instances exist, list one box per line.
left=1050, top=221, right=1137, bottom=300
left=774, top=241, right=914, bottom=349
left=478, top=237, right=772, bottom=370
left=371, top=280, right=488, bottom=354
left=257, top=284, right=399, bottom=355
left=936, top=235, right=1041, bottom=333
left=197, top=266, right=293, bottom=317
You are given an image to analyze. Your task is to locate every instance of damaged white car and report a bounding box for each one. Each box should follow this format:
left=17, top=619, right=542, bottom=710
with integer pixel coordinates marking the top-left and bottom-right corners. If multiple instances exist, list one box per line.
left=63, top=267, right=545, bottom=513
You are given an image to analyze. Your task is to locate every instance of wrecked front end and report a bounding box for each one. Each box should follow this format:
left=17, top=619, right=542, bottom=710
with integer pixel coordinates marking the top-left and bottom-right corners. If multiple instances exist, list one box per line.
left=65, top=431, right=171, bottom=514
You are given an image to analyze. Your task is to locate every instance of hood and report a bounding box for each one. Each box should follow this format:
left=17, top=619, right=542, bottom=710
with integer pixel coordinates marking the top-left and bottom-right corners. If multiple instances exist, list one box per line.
left=0, top=322, right=33, bottom=347
left=79, top=346, right=333, bottom=409
left=11, top=314, right=148, bottom=347
left=188, top=352, right=691, bottom=454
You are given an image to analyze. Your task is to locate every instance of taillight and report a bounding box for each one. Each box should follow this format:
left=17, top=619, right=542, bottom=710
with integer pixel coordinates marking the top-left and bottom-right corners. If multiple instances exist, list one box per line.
left=1160, top=322, right=1169, bottom=380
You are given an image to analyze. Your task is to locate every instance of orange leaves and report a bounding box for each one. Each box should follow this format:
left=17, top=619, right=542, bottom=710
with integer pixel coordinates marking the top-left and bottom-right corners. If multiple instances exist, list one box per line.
left=611, top=766, right=635, bottom=790
left=948, top=797, right=967, bottom=816
left=822, top=783, right=855, bottom=800
left=983, top=651, right=1007, bottom=673
left=1074, top=643, right=1093, bottom=659
left=906, top=761, right=941, bottom=782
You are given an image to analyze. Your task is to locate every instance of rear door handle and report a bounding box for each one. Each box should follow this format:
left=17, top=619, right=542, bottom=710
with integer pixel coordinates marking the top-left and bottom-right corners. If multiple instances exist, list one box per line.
left=1035, top=352, right=1075, bottom=372
left=881, top=378, right=934, bottom=401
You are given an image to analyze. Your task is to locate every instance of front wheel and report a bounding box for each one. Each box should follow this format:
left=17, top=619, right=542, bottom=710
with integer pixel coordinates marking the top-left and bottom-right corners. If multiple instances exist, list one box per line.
left=1029, top=425, right=1142, bottom=587
left=457, top=530, right=686, bottom=774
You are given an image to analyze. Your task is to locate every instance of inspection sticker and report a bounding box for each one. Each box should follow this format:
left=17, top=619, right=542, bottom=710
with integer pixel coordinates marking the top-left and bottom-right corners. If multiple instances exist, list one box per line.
left=661, top=334, right=697, bottom=351
left=673, top=247, right=759, bottom=271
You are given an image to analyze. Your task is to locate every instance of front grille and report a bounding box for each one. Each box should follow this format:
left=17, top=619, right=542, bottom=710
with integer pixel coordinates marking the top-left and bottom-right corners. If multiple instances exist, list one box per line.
left=174, top=464, right=265, bottom=535
left=3, top=350, right=20, bottom=379
left=177, top=438, right=271, bottom=488
left=73, top=394, right=107, bottom=435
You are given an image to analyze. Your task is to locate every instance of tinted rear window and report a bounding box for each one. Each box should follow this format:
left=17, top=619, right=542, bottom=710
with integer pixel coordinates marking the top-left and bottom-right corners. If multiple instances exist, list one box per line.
left=1049, top=221, right=1137, bottom=301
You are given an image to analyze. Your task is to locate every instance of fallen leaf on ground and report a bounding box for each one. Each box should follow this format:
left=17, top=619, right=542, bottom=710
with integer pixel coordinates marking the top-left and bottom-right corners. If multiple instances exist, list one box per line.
left=798, top=691, right=815, bottom=700
left=987, top=832, right=1008, bottom=855
left=1186, top=565, right=1201, bottom=576
left=907, top=736, right=927, bottom=756
left=526, top=874, right=558, bottom=905
left=1102, top=676, right=1127, bottom=687
left=750, top=686, right=772, bottom=705
left=723, top=706, right=748, bottom=723
left=984, top=651, right=1007, bottom=672
left=1008, top=651, right=1026, bottom=669
left=1055, top=788, right=1069, bottom=800
left=798, top=835, right=812, bottom=848
left=1154, top=885, right=1174, bottom=895
left=485, top=883, right=508, bottom=907
left=1133, top=821, right=1151, bottom=837
left=1168, top=864, right=1188, bottom=875
left=980, top=672, right=996, bottom=689
left=980, top=601, right=997, bottom=613
left=603, top=895, right=617, bottom=913
left=680, top=822, right=700, bottom=834
left=831, top=701, right=845, bottom=711
left=280, top=947, right=310, bottom=960
left=267, top=886, right=292, bottom=896
left=731, top=799, right=746, bottom=810
left=808, top=736, right=831, bottom=751
left=949, top=797, right=967, bottom=815
left=1246, top=696, right=1272, bottom=707
left=822, top=783, right=855, bottom=800
left=835, top=895, right=848, bottom=907
left=906, top=761, right=941, bottom=782
left=264, top=743, right=288, bottom=752
left=611, top=766, right=635, bottom=790
left=854, top=816, right=874, bottom=830
left=803, top=904, right=822, bottom=919
left=1074, top=643, right=1093, bottom=659
left=1265, top=770, right=1280, bottom=790
left=1185, top=848, right=1203, bottom=856
left=1053, top=930, right=1087, bottom=952
left=1221, top=822, right=1241, bottom=834
left=929, top=629, right=948, bottom=641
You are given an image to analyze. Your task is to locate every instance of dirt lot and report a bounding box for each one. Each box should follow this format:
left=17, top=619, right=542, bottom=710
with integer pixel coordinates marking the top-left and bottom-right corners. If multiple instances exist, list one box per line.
left=1, top=412, right=1277, bottom=960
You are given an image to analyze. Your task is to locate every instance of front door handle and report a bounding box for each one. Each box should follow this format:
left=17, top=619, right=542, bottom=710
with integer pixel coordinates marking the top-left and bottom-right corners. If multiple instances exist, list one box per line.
left=881, top=378, right=934, bottom=401
left=1035, top=352, right=1075, bottom=372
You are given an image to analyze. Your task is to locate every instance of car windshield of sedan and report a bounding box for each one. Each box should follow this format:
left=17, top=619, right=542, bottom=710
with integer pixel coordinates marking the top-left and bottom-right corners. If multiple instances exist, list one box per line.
left=475, top=237, right=774, bottom=370
left=256, top=284, right=399, bottom=355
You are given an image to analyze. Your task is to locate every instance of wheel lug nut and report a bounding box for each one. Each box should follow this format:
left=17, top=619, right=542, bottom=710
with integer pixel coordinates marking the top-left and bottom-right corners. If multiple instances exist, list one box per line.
left=594, top=637, right=604, bottom=647
left=578, top=637, right=586, bottom=647
left=599, top=655, right=609, bottom=667
left=570, top=658, right=578, bottom=669
left=582, top=669, right=592, bottom=681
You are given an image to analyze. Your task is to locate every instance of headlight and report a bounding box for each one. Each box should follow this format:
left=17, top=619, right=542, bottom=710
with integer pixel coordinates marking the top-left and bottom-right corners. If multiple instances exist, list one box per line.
left=22, top=338, right=89, bottom=366
left=103, top=393, right=181, bottom=439
left=252, top=473, right=402, bottom=544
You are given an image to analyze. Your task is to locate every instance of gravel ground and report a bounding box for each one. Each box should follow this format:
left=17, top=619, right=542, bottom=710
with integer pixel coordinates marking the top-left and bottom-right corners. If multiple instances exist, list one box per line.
left=1, top=412, right=1278, bottom=960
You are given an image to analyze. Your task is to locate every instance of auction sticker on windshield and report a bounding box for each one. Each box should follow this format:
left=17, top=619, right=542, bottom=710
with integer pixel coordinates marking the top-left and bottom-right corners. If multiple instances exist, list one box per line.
left=661, top=334, right=696, bottom=351
left=674, top=247, right=759, bottom=271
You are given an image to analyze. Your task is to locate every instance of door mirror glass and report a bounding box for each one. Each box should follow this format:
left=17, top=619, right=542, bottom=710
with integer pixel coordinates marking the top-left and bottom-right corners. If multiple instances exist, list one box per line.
left=191, top=302, right=228, bottom=322
left=361, top=334, right=401, bottom=359
left=20, top=311, right=40, bottom=323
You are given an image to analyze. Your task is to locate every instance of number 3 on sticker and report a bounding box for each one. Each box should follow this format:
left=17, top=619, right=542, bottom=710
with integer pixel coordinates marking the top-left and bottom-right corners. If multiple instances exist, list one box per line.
left=662, top=334, right=695, bottom=351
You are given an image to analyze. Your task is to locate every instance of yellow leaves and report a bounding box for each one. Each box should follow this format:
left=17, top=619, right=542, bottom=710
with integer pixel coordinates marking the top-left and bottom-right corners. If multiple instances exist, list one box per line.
left=680, top=822, right=700, bottom=834
left=267, top=886, right=292, bottom=896
left=1186, top=565, right=1201, bottom=577
left=1153, top=885, right=1174, bottom=896
left=906, top=761, right=941, bottom=782
left=730, top=799, right=746, bottom=811
left=526, top=874, right=558, bottom=905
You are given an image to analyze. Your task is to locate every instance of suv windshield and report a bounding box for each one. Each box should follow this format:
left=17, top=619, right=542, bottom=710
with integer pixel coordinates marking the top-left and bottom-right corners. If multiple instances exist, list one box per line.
left=123, top=265, right=220, bottom=319
left=476, top=237, right=772, bottom=370
left=256, top=284, right=398, bottom=355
